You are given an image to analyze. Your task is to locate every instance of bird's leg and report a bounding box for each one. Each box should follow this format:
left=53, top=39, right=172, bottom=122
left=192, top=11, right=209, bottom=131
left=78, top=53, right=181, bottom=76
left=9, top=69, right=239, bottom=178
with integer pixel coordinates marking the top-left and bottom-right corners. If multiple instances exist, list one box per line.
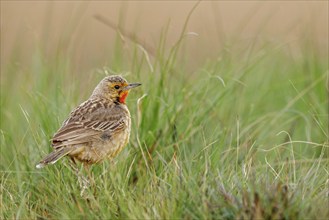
left=67, top=157, right=79, bottom=174
left=67, top=158, right=90, bottom=197
left=84, top=163, right=99, bottom=199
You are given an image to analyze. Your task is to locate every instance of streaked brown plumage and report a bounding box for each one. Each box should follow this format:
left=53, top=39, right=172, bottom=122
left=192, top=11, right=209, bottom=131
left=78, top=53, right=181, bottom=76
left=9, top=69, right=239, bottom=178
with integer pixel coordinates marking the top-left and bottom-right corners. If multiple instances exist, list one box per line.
left=36, top=75, right=141, bottom=168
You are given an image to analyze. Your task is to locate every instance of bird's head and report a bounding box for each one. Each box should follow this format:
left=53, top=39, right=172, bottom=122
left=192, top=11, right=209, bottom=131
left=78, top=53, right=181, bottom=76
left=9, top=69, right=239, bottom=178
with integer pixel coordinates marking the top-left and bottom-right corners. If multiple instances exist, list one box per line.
left=91, top=75, right=141, bottom=103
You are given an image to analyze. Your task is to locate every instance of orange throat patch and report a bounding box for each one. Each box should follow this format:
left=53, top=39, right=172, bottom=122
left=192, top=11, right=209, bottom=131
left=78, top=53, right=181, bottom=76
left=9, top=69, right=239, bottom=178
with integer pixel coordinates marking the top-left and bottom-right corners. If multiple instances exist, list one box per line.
left=119, top=91, right=129, bottom=103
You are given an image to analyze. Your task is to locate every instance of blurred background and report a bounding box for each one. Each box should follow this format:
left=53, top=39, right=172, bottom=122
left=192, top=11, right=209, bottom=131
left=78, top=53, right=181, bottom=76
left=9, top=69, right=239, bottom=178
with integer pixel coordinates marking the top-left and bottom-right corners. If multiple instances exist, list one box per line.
left=1, top=2, right=328, bottom=219
left=2, top=1, right=328, bottom=74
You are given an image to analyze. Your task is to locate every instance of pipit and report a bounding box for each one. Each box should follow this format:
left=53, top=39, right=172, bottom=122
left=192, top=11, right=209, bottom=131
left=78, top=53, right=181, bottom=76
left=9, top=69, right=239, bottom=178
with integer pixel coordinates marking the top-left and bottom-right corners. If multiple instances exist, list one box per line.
left=36, top=75, right=141, bottom=169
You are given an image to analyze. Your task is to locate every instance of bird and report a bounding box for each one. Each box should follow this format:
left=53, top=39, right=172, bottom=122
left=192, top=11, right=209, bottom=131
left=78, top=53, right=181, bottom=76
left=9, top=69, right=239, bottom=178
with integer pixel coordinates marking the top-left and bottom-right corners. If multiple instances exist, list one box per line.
left=36, top=75, right=141, bottom=169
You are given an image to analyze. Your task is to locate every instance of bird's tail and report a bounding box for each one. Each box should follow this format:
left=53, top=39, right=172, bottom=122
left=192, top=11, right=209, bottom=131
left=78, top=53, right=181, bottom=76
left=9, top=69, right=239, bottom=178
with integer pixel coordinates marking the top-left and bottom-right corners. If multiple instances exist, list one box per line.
left=36, top=148, right=72, bottom=169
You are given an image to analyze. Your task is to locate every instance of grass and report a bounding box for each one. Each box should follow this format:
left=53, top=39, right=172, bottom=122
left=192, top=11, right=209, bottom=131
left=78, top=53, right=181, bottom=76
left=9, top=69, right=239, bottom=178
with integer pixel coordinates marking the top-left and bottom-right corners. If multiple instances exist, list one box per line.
left=1, top=4, right=328, bottom=219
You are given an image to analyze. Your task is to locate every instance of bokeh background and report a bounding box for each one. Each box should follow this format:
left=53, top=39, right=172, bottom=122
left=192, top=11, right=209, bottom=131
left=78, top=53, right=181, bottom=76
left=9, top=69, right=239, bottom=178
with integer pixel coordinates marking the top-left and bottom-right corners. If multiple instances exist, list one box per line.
left=2, top=1, right=328, bottom=74
left=1, top=1, right=328, bottom=219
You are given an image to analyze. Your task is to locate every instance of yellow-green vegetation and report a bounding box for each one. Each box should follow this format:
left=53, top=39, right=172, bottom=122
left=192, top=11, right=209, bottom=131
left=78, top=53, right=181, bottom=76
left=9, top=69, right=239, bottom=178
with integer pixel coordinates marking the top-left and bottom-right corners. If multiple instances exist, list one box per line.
left=1, top=6, right=328, bottom=220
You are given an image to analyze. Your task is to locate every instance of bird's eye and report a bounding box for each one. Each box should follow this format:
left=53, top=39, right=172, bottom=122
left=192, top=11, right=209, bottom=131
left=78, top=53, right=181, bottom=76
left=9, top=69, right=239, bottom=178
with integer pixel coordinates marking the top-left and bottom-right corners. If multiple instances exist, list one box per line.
left=114, top=85, right=120, bottom=90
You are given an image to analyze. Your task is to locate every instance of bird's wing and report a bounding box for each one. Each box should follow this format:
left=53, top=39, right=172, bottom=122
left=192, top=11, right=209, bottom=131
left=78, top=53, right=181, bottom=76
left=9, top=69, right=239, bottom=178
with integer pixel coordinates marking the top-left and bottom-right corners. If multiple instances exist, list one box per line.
left=51, top=99, right=128, bottom=149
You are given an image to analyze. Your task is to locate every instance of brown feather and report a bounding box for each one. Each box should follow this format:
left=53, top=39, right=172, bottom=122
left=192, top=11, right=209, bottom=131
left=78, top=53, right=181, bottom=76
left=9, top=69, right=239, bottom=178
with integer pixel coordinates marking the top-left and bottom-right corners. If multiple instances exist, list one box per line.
left=51, top=98, right=128, bottom=149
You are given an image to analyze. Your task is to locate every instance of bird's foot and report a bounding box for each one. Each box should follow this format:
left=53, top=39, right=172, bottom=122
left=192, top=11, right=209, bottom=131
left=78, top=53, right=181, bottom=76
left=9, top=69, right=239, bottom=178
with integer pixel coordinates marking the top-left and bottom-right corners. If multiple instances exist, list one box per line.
left=78, top=174, right=90, bottom=198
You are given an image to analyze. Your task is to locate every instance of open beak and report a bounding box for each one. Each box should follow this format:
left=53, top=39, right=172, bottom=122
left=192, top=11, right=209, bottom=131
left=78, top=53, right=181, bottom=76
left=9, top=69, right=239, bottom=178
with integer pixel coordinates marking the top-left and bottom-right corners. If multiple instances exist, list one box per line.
left=122, top=83, right=142, bottom=91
